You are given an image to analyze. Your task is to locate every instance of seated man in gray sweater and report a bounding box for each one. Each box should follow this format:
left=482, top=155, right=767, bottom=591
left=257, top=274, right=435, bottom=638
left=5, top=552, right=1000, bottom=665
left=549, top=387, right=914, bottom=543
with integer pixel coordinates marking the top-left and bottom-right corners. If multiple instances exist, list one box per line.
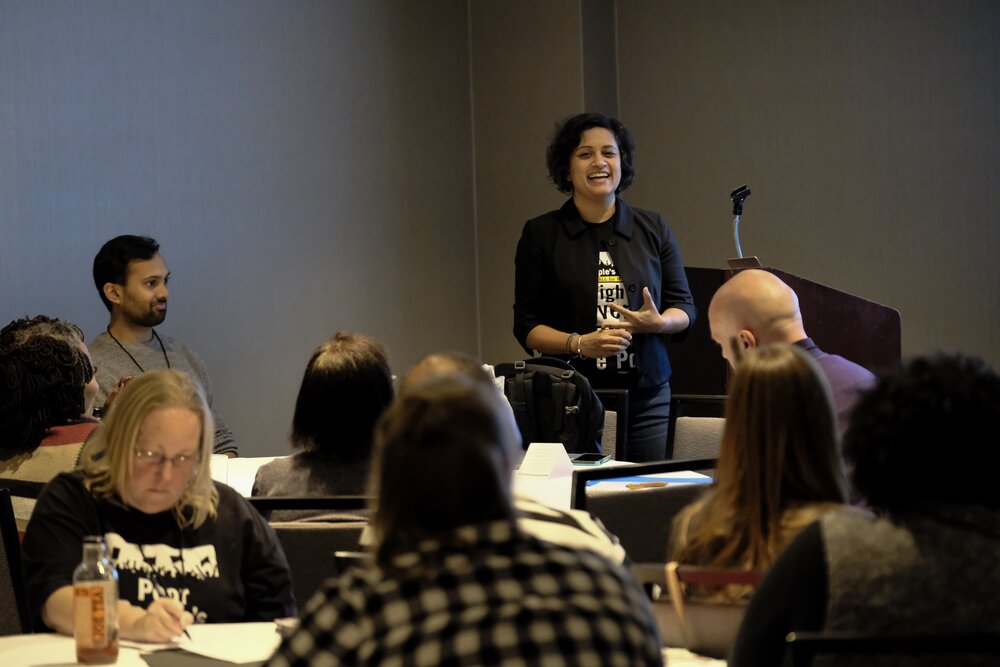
left=90, top=235, right=237, bottom=456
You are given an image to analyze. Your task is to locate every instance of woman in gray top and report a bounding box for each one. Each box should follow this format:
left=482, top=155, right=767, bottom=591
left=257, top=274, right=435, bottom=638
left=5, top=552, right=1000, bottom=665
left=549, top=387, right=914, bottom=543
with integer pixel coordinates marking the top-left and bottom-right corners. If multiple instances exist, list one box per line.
left=251, top=332, right=393, bottom=519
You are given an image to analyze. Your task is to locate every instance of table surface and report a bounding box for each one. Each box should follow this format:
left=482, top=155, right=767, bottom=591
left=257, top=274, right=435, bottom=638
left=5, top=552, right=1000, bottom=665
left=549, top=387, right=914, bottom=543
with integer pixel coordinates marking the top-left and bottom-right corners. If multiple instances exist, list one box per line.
left=219, top=456, right=709, bottom=511
left=0, top=623, right=283, bottom=666
left=0, top=630, right=724, bottom=667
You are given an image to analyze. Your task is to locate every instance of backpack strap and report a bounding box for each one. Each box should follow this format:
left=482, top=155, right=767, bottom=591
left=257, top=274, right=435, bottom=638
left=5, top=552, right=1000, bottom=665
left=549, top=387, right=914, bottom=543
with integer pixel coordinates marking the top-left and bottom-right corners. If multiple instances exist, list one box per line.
left=508, top=361, right=534, bottom=446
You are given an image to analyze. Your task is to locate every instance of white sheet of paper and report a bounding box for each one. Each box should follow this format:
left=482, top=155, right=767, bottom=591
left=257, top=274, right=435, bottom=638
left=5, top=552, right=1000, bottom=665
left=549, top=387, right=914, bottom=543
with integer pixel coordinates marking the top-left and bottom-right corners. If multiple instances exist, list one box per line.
left=517, top=442, right=575, bottom=478
left=176, top=622, right=282, bottom=663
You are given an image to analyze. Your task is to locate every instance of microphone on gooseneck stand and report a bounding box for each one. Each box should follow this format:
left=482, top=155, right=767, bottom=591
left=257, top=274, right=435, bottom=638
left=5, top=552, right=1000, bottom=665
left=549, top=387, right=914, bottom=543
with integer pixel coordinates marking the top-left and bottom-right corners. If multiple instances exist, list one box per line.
left=727, top=185, right=761, bottom=269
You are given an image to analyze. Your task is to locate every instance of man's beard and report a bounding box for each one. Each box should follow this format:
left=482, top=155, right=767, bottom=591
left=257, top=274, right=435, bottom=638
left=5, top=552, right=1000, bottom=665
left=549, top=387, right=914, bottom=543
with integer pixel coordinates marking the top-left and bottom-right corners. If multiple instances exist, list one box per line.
left=127, top=302, right=167, bottom=328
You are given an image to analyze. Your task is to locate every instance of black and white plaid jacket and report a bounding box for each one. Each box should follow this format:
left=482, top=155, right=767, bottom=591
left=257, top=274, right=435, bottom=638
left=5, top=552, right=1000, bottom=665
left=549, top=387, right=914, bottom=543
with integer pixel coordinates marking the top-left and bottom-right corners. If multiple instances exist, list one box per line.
left=267, top=519, right=662, bottom=666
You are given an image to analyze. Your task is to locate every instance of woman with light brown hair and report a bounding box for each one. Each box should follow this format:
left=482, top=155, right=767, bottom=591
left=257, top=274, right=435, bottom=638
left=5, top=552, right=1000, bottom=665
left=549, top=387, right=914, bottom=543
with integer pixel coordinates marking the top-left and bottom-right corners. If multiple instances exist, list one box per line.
left=670, top=343, right=847, bottom=572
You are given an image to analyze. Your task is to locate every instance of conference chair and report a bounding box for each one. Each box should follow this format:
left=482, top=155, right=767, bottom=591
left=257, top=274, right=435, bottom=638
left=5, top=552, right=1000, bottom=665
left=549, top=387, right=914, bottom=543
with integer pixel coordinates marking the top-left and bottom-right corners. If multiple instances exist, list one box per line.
left=248, top=496, right=373, bottom=608
left=0, top=478, right=46, bottom=535
left=601, top=409, right=621, bottom=460
left=632, top=561, right=764, bottom=659
left=784, top=631, right=1000, bottom=666
left=670, top=417, right=725, bottom=475
left=595, top=389, right=629, bottom=459
left=571, top=459, right=715, bottom=562
left=0, top=488, right=31, bottom=635
left=665, top=394, right=726, bottom=459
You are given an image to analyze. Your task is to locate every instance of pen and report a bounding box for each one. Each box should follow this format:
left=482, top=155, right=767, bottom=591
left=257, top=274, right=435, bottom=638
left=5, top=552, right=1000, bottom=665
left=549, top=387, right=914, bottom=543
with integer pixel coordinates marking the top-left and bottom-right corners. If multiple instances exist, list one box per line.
left=625, top=481, right=668, bottom=490
left=147, top=570, right=193, bottom=640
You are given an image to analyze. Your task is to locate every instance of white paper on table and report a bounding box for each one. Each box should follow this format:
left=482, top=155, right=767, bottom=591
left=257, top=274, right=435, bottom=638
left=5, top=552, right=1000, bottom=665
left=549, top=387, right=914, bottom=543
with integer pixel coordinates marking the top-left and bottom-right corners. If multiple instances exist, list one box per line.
left=175, top=622, right=282, bottom=663
left=517, top=442, right=575, bottom=477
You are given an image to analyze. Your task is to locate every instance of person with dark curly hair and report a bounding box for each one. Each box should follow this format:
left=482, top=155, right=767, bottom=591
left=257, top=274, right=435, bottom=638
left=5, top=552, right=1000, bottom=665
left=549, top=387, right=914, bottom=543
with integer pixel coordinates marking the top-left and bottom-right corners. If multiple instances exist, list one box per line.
left=0, top=315, right=101, bottom=529
left=513, top=112, right=696, bottom=461
left=730, top=353, right=1000, bottom=666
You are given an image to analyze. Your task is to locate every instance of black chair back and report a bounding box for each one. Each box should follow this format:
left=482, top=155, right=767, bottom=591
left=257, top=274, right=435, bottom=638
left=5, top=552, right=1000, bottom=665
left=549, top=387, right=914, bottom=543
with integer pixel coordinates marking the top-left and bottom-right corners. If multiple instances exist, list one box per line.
left=571, top=459, right=715, bottom=562
left=0, top=488, right=31, bottom=635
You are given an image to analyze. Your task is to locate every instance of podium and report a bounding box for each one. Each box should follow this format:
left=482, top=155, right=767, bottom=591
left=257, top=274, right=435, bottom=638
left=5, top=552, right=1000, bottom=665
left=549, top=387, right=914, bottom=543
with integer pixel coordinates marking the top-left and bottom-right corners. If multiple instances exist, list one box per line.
left=665, top=267, right=901, bottom=396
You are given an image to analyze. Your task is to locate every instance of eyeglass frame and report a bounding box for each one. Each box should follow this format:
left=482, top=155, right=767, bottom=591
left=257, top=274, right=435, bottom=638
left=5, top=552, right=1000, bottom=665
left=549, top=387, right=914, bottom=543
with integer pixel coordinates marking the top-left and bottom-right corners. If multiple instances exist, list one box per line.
left=134, top=449, right=201, bottom=470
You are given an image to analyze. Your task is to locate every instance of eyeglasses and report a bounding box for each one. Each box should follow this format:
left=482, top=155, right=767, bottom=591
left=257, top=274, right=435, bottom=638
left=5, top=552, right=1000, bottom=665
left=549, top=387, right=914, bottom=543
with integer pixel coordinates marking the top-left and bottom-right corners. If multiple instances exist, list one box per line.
left=134, top=450, right=200, bottom=470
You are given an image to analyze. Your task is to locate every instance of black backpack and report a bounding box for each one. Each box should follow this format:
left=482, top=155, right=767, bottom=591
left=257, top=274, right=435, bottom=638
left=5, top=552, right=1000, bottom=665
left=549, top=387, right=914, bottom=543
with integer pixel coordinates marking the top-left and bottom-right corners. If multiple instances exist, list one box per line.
left=494, top=357, right=605, bottom=454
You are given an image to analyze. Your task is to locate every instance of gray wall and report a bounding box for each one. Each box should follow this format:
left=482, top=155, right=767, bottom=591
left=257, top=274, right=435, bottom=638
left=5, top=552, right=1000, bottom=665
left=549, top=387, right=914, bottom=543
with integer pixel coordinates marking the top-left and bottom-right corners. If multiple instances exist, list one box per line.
left=2, top=1, right=997, bottom=455
left=1, top=1, right=477, bottom=456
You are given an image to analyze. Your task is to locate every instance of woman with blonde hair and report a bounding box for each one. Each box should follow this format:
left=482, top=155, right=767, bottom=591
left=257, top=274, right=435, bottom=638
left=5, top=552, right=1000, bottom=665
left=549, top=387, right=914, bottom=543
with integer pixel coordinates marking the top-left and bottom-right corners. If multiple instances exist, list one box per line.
left=23, top=369, right=294, bottom=642
left=671, top=343, right=847, bottom=572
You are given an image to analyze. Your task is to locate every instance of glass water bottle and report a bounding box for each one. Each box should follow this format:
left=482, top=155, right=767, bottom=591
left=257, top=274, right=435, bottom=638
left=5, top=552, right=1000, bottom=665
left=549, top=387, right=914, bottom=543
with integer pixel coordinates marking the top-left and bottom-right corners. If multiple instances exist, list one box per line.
left=73, top=536, right=120, bottom=664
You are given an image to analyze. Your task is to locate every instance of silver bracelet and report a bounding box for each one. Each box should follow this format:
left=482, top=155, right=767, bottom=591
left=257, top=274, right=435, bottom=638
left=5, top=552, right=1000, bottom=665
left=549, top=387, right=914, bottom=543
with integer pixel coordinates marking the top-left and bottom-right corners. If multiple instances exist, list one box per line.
left=565, top=332, right=578, bottom=355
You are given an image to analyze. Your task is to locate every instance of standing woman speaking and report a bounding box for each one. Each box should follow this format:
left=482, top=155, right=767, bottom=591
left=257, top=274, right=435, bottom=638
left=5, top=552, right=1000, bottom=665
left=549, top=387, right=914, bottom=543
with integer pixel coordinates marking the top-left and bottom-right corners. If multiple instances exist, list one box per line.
left=513, top=113, right=696, bottom=461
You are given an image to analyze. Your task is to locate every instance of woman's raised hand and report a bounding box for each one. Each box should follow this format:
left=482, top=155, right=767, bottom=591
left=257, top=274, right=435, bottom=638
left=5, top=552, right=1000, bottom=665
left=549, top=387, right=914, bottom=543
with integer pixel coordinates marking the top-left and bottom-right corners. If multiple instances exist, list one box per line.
left=607, top=287, right=666, bottom=334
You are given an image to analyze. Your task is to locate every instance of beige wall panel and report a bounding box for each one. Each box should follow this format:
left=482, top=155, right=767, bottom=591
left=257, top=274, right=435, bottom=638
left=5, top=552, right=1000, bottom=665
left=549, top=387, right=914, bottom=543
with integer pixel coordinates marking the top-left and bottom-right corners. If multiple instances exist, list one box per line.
left=470, top=0, right=587, bottom=364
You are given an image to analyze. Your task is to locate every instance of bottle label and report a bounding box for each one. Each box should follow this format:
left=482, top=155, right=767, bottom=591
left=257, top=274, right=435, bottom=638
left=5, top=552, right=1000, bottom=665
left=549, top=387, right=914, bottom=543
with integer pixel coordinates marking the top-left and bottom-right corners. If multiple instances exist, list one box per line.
left=74, top=582, right=118, bottom=648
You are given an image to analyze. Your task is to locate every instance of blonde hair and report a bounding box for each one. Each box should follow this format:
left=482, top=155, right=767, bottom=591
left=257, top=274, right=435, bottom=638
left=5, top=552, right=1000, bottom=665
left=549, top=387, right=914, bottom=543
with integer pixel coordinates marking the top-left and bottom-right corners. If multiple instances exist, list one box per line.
left=81, top=369, right=219, bottom=528
left=673, top=344, right=846, bottom=570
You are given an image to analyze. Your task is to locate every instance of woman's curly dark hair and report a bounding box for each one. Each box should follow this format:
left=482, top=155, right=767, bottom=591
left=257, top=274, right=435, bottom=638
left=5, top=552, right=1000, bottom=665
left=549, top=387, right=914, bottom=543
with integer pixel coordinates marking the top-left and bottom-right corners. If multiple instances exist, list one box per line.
left=844, top=352, right=1000, bottom=511
left=546, top=112, right=636, bottom=194
left=0, top=335, right=93, bottom=455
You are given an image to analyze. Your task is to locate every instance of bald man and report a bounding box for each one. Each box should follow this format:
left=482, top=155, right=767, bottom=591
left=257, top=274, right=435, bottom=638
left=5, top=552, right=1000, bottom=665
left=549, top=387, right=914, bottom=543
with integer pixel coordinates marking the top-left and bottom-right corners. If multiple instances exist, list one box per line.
left=708, top=269, right=875, bottom=435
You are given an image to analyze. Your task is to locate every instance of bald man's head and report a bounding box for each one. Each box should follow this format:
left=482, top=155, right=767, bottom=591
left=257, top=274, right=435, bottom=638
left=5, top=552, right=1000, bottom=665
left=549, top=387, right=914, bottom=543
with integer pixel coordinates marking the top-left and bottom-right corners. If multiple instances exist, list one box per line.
left=400, top=352, right=494, bottom=396
left=708, top=270, right=807, bottom=368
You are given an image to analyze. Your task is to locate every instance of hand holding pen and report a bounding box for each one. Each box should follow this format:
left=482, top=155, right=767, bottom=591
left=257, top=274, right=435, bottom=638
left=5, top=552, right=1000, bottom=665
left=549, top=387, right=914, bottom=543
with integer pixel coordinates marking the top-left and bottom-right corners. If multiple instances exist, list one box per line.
left=145, top=571, right=194, bottom=641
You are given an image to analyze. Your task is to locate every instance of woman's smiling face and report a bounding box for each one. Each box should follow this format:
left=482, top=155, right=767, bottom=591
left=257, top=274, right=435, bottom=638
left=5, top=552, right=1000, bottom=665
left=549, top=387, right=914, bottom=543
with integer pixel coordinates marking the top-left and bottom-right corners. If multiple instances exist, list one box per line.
left=568, top=127, right=621, bottom=201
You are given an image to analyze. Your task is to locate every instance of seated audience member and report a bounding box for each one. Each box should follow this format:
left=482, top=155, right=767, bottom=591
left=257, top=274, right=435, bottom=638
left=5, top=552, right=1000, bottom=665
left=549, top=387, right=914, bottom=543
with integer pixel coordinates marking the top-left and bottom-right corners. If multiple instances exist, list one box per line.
left=267, top=374, right=662, bottom=666
left=0, top=316, right=101, bottom=529
left=401, top=351, right=627, bottom=565
left=90, top=234, right=238, bottom=455
left=671, top=344, right=847, bottom=580
left=708, top=269, right=875, bottom=435
left=22, top=369, right=294, bottom=641
left=251, top=332, right=393, bottom=519
left=731, top=353, right=1000, bottom=666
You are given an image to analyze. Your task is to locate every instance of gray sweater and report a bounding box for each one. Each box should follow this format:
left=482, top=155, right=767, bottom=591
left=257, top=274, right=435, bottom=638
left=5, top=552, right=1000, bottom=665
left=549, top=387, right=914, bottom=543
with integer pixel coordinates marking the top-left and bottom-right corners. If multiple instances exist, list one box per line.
left=823, top=505, right=1000, bottom=636
left=90, top=330, right=237, bottom=455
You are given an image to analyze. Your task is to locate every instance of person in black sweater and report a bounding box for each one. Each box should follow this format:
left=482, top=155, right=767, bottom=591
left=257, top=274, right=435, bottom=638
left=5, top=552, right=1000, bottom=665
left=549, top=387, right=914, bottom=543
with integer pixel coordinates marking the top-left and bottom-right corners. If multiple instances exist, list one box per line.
left=23, top=369, right=294, bottom=642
